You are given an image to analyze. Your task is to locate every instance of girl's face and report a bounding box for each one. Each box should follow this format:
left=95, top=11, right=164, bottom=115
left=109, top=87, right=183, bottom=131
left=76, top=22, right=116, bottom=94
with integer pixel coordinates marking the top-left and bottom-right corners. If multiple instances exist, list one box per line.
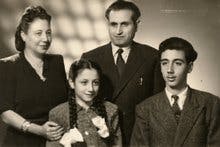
left=21, top=18, right=52, bottom=56
left=72, top=68, right=100, bottom=103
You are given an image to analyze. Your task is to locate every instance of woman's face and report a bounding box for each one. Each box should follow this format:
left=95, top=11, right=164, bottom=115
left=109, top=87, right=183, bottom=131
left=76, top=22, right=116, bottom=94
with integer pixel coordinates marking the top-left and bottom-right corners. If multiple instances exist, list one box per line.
left=21, top=18, right=52, bottom=55
left=73, top=68, right=100, bottom=103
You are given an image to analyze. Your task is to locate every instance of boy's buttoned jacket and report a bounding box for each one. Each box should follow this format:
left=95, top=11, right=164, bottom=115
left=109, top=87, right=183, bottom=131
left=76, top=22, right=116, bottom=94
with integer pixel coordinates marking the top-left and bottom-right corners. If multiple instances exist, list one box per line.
left=131, top=88, right=220, bottom=147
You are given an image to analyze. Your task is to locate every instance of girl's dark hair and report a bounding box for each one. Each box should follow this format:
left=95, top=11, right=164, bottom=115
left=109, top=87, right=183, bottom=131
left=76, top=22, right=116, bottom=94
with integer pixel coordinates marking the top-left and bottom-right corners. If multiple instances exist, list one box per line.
left=15, top=6, right=51, bottom=51
left=68, top=59, right=114, bottom=144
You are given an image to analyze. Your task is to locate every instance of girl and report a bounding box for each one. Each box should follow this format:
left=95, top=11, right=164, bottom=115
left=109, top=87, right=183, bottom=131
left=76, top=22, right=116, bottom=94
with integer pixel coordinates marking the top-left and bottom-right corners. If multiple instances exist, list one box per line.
left=47, top=59, right=122, bottom=147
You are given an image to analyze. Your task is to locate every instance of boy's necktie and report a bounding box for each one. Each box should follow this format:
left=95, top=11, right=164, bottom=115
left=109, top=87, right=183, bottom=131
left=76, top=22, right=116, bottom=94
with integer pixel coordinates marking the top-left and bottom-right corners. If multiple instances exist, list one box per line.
left=171, top=95, right=181, bottom=124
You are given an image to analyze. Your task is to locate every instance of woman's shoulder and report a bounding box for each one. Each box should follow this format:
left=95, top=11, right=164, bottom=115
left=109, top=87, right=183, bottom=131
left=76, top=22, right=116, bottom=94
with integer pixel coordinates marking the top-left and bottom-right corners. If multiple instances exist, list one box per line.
left=44, top=54, right=65, bottom=70
left=45, top=54, right=63, bottom=61
left=0, top=53, right=21, bottom=64
left=0, top=53, right=22, bottom=75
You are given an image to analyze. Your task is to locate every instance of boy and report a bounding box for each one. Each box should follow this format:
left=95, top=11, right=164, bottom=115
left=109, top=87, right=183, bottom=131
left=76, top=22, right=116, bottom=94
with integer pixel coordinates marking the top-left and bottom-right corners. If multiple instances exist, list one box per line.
left=131, top=37, right=220, bottom=147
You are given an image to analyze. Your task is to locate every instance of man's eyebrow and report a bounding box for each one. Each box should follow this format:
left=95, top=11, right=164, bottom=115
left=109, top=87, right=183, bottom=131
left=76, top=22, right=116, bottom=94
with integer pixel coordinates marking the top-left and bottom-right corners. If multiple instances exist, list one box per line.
left=160, top=59, right=168, bottom=62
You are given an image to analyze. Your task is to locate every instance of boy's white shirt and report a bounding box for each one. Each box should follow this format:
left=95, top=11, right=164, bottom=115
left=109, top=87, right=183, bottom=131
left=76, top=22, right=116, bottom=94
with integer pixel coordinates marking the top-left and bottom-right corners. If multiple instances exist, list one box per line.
left=165, top=86, right=188, bottom=110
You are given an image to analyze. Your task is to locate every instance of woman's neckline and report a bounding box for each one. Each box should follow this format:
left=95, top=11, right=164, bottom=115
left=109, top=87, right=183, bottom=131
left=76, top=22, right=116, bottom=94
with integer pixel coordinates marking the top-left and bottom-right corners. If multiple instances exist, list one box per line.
left=23, top=51, right=46, bottom=81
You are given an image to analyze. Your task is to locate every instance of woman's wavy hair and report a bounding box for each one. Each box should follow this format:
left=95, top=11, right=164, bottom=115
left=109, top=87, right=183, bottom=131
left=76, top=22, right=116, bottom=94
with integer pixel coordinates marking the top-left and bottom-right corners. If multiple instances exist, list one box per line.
left=15, top=6, right=51, bottom=51
left=68, top=59, right=114, bottom=144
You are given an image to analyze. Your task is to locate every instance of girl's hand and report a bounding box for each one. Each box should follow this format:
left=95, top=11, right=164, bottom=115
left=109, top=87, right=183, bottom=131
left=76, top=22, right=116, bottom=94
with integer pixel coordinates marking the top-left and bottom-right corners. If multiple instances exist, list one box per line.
left=42, top=121, right=64, bottom=141
left=59, top=128, right=84, bottom=147
left=92, top=116, right=109, bottom=138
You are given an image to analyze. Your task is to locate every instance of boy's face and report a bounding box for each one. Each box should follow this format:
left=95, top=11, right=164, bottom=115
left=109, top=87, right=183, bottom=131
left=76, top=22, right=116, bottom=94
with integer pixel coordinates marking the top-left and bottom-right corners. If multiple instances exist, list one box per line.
left=160, top=49, right=193, bottom=91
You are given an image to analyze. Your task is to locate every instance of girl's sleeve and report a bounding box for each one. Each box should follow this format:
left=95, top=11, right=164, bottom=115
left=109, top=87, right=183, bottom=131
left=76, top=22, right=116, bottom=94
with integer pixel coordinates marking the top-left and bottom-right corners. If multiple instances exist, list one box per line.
left=49, top=103, right=69, bottom=131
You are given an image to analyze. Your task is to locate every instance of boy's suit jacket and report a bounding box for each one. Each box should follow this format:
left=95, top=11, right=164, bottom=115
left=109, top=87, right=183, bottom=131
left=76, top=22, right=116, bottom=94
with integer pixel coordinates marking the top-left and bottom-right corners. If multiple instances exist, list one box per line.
left=131, top=88, right=220, bottom=147
left=81, top=41, right=165, bottom=144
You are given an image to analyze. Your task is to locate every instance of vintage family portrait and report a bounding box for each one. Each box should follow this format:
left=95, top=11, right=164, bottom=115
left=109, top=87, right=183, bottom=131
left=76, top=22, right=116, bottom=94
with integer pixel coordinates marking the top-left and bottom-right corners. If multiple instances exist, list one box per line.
left=0, top=0, right=219, bottom=146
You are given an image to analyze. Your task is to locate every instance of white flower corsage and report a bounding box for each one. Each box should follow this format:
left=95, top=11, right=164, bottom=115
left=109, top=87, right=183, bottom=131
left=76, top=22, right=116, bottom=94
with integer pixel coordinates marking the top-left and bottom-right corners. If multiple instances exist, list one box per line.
left=59, top=127, right=84, bottom=147
left=91, top=116, right=109, bottom=138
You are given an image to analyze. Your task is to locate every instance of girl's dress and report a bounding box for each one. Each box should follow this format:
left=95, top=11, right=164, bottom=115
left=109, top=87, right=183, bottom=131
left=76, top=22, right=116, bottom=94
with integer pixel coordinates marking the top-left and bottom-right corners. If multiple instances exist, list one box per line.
left=47, top=101, right=121, bottom=147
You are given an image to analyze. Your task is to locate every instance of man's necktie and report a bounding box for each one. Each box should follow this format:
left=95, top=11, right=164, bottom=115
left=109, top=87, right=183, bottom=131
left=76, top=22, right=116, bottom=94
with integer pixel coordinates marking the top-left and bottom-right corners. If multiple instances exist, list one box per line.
left=116, top=48, right=125, bottom=77
left=171, top=95, right=181, bottom=124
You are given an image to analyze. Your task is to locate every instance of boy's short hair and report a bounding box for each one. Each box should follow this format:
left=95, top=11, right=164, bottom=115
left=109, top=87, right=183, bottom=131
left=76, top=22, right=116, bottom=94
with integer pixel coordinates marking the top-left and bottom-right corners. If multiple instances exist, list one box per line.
left=159, top=37, right=198, bottom=63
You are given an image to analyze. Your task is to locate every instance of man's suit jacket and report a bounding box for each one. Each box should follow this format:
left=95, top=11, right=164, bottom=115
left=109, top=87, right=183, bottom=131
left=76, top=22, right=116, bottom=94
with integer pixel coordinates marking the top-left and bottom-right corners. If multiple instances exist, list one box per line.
left=81, top=41, right=164, bottom=144
left=131, top=88, right=220, bottom=147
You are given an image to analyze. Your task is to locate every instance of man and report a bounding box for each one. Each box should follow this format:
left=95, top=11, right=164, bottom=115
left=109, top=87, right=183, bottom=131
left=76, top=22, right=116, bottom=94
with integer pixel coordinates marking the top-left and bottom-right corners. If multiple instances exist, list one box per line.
left=81, top=1, right=164, bottom=145
left=131, top=37, right=220, bottom=147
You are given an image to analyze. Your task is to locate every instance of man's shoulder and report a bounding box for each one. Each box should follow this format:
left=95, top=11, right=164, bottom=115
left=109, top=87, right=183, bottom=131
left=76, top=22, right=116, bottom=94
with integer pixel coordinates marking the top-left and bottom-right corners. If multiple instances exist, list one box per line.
left=82, top=41, right=158, bottom=56
left=137, top=91, right=164, bottom=109
left=132, top=42, right=159, bottom=60
left=82, top=43, right=110, bottom=56
left=132, top=41, right=158, bottom=53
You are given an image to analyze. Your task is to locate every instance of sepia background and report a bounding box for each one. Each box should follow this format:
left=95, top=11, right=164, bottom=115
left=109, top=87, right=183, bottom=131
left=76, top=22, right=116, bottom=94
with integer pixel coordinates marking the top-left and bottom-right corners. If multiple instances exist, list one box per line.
left=0, top=0, right=219, bottom=144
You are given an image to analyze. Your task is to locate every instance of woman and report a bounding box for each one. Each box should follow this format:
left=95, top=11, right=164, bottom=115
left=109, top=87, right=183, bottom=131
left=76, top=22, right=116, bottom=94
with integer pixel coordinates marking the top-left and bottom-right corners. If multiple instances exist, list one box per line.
left=0, top=6, right=68, bottom=147
left=47, top=59, right=122, bottom=147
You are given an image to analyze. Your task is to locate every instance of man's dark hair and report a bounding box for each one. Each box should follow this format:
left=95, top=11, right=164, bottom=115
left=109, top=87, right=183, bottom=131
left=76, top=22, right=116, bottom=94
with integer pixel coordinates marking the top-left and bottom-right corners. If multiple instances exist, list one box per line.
left=105, top=0, right=141, bottom=23
left=159, top=37, right=198, bottom=63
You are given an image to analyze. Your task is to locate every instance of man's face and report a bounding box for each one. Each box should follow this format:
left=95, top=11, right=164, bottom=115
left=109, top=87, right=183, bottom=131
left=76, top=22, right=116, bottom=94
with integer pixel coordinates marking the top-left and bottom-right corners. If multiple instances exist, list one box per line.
left=108, top=9, right=137, bottom=47
left=160, top=49, right=193, bottom=91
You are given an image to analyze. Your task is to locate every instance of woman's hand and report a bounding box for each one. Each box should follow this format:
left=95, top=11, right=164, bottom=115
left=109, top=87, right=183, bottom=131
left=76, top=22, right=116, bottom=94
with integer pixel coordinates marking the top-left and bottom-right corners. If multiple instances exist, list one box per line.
left=42, top=121, right=64, bottom=141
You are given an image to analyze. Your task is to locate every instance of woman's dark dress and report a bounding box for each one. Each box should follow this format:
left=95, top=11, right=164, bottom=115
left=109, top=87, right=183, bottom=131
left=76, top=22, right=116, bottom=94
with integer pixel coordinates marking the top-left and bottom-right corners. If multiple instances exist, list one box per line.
left=0, top=53, right=68, bottom=147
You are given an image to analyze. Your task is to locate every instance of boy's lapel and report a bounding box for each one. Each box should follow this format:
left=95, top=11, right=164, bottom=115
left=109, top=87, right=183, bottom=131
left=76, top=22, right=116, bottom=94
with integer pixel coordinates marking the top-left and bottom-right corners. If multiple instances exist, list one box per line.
left=174, top=89, right=204, bottom=146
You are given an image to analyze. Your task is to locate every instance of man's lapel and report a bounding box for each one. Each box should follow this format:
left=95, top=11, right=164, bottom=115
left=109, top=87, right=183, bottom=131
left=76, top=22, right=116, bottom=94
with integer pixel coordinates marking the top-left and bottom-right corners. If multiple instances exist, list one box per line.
left=113, top=42, right=144, bottom=99
left=102, top=43, right=119, bottom=81
left=173, top=88, right=204, bottom=146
